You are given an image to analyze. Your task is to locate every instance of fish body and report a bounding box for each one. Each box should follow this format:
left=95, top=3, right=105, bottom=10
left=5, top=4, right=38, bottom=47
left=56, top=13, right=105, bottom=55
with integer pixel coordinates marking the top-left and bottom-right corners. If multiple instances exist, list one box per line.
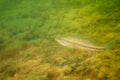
left=56, top=38, right=105, bottom=51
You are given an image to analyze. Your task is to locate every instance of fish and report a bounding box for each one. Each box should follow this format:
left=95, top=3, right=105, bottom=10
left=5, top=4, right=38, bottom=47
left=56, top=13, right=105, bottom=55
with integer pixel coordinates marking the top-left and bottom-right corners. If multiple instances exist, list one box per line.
left=56, top=37, right=105, bottom=51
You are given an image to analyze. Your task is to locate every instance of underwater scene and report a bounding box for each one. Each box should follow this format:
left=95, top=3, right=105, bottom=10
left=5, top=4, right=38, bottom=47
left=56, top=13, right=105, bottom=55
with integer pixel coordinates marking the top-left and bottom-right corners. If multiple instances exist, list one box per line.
left=0, top=0, right=120, bottom=80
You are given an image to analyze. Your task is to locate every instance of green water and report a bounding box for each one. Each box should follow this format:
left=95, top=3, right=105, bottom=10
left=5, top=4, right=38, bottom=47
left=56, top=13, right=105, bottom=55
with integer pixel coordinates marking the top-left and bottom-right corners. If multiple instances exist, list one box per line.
left=0, top=0, right=120, bottom=80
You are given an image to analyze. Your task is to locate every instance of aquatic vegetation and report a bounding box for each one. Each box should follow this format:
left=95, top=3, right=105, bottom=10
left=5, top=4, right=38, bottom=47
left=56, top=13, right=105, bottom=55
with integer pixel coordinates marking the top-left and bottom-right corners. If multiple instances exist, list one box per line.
left=0, top=0, right=120, bottom=80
